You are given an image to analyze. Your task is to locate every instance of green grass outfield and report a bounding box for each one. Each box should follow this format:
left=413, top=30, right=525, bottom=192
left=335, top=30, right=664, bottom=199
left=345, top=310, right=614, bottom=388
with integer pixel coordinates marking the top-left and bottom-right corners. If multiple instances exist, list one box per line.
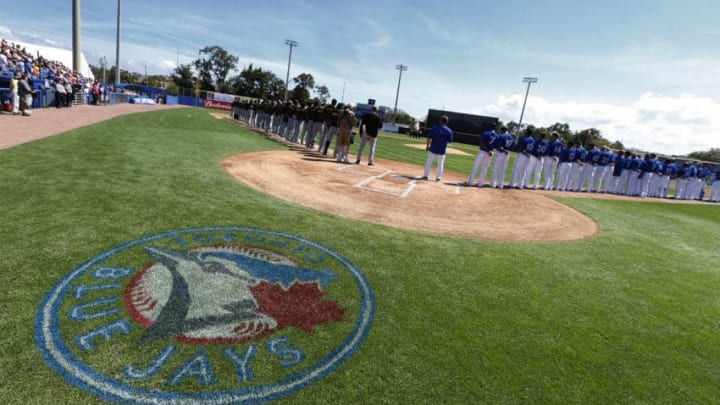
left=2, top=107, right=719, bottom=404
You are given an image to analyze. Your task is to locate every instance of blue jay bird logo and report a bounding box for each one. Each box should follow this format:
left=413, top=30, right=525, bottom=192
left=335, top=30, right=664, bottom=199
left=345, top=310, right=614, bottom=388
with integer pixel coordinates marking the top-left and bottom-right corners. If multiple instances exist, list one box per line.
left=126, top=245, right=338, bottom=345
left=36, top=227, right=374, bottom=404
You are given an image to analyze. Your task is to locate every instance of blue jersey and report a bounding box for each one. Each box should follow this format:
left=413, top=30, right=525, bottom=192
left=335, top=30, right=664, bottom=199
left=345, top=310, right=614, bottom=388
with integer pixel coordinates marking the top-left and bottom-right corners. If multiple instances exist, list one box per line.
left=548, top=140, right=564, bottom=157
left=664, top=162, right=678, bottom=178
left=575, top=147, right=587, bottom=163
left=715, top=170, right=720, bottom=181
left=517, top=136, right=535, bottom=155
left=559, top=147, right=576, bottom=163
left=641, top=159, right=655, bottom=173
left=612, top=155, right=625, bottom=176
left=598, top=150, right=613, bottom=166
left=427, top=124, right=454, bottom=155
left=534, top=140, right=548, bottom=157
left=587, top=148, right=601, bottom=164
left=480, top=130, right=498, bottom=152
left=496, top=133, right=514, bottom=153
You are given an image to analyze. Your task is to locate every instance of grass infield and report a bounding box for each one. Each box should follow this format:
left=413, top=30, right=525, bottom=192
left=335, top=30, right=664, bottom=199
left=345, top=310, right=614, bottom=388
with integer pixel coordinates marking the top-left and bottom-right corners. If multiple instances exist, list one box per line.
left=1, top=108, right=719, bottom=404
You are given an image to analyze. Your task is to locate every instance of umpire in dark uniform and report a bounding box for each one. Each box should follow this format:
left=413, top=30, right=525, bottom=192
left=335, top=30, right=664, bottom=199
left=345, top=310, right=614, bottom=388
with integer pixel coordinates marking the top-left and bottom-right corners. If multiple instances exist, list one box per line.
left=355, top=106, right=383, bottom=166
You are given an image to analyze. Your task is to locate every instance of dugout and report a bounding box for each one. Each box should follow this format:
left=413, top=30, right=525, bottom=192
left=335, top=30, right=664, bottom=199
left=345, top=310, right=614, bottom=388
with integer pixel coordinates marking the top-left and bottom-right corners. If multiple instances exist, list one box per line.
left=425, top=109, right=498, bottom=146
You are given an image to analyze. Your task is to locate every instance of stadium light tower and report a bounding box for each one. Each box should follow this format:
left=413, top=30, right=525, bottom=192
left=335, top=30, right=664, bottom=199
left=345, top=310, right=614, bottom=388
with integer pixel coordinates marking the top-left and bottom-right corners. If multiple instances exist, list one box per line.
left=72, top=0, right=81, bottom=74
left=114, top=0, right=121, bottom=86
left=284, top=39, right=298, bottom=102
left=516, top=76, right=538, bottom=137
left=392, top=64, right=408, bottom=124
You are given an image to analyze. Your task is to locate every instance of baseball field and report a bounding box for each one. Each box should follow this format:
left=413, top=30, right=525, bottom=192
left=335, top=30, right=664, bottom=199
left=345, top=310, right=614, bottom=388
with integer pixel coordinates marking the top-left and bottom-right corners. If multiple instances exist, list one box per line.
left=2, top=106, right=719, bottom=404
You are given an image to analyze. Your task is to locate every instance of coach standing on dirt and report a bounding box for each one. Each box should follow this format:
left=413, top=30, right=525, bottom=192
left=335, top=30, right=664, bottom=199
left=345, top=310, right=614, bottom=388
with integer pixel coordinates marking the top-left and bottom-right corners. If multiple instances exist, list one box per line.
left=421, top=115, right=454, bottom=182
left=356, top=105, right=383, bottom=166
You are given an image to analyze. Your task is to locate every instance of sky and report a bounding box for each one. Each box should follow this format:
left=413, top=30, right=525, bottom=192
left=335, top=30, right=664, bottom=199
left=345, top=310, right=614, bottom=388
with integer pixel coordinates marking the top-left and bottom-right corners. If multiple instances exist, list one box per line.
left=3, top=0, right=720, bottom=155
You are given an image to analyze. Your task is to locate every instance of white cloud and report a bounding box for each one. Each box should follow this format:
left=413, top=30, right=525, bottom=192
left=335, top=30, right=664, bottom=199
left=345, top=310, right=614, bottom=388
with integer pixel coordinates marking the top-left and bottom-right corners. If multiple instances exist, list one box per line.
left=474, top=93, right=720, bottom=155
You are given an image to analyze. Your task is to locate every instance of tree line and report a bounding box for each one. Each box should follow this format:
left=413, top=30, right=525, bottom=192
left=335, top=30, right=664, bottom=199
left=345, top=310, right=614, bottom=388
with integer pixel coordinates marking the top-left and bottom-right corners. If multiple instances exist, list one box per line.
left=171, top=45, right=329, bottom=105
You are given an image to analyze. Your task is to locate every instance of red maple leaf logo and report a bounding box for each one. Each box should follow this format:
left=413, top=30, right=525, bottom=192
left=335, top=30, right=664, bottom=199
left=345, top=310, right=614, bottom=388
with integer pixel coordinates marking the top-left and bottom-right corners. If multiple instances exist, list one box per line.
left=250, top=281, right=346, bottom=333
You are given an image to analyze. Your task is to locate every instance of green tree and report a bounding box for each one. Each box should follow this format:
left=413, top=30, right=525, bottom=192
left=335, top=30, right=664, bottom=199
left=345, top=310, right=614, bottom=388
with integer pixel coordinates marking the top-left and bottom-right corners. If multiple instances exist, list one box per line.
left=290, top=73, right=315, bottom=104
left=384, top=109, right=415, bottom=126
left=194, top=45, right=239, bottom=91
left=688, top=148, right=720, bottom=162
left=608, top=140, right=625, bottom=150
left=228, top=64, right=285, bottom=99
left=315, top=85, right=330, bottom=103
left=170, top=63, right=195, bottom=89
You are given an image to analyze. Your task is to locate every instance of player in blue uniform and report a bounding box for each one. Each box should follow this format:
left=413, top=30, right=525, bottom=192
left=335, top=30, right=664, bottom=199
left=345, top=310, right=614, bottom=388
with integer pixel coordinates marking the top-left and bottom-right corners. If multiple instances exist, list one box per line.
left=579, top=144, right=601, bottom=192
left=638, top=154, right=656, bottom=198
left=569, top=142, right=586, bottom=192
left=510, top=128, right=535, bottom=189
left=659, top=159, right=676, bottom=198
left=542, top=132, right=563, bottom=190
left=525, top=132, right=547, bottom=189
left=490, top=127, right=514, bottom=188
left=421, top=115, right=454, bottom=181
left=596, top=147, right=614, bottom=193
left=709, top=168, right=720, bottom=202
left=466, top=127, right=498, bottom=187
left=609, top=150, right=625, bottom=194
left=556, top=141, right=577, bottom=192
left=626, top=154, right=643, bottom=196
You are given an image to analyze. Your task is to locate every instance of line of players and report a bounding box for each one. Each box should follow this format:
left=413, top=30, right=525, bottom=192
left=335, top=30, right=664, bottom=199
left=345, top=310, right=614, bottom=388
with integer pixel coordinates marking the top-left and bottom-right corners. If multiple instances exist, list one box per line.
left=231, top=98, right=348, bottom=158
left=466, top=126, right=720, bottom=202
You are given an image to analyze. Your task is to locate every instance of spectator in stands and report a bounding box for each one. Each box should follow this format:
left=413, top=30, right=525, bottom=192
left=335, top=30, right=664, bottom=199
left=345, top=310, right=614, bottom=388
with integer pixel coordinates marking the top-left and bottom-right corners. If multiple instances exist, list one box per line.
left=10, top=70, right=19, bottom=114
left=91, top=82, right=100, bottom=105
left=0, top=49, right=8, bottom=72
left=54, top=75, right=67, bottom=108
left=64, top=77, right=73, bottom=107
left=18, top=72, right=36, bottom=116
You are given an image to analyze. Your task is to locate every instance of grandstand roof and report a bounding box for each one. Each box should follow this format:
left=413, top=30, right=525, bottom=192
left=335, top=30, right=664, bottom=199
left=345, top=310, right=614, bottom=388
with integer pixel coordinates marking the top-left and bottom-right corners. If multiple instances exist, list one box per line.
left=9, top=39, right=94, bottom=80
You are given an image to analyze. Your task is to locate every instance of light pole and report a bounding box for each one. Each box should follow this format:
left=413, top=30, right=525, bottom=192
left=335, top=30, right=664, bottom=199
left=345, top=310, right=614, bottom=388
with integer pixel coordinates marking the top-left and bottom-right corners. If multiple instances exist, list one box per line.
left=392, top=64, right=408, bottom=124
left=72, top=0, right=81, bottom=74
left=516, top=76, right=537, bottom=138
left=114, top=0, right=121, bottom=86
left=99, top=56, right=106, bottom=84
left=284, top=39, right=298, bottom=102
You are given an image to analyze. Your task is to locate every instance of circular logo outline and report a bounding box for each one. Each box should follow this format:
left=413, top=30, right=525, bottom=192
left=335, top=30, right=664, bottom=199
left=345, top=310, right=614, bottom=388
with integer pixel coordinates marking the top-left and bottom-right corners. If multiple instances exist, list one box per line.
left=35, top=226, right=375, bottom=404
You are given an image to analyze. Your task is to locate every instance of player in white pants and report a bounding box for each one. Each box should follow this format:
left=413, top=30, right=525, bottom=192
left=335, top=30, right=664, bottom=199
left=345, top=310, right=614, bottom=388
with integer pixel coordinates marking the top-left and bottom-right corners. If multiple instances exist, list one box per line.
left=556, top=142, right=577, bottom=192
left=543, top=132, right=562, bottom=190
left=466, top=128, right=498, bottom=187
left=510, top=129, right=534, bottom=189
left=490, top=127, right=513, bottom=188
left=709, top=169, right=720, bottom=202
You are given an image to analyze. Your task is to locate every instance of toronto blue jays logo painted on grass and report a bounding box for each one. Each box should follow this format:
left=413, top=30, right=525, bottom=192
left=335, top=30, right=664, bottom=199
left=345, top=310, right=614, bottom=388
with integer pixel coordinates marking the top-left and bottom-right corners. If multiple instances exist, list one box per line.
left=35, top=227, right=374, bottom=404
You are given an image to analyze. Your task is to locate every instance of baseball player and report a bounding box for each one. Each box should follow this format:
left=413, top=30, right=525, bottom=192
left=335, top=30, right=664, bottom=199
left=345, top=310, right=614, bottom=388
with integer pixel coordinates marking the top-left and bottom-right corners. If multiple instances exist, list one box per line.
left=625, top=154, right=643, bottom=196
left=579, top=144, right=600, bottom=192
left=525, top=132, right=546, bottom=189
left=421, top=115, right=454, bottom=181
left=542, top=132, right=563, bottom=190
left=556, top=141, right=577, bottom=192
left=510, top=128, right=535, bottom=189
left=659, top=159, right=676, bottom=198
left=609, top=150, right=625, bottom=194
left=466, top=127, right=498, bottom=187
left=597, top=146, right=614, bottom=193
left=639, top=154, right=656, bottom=198
left=490, top=126, right=514, bottom=188
left=569, top=142, right=586, bottom=192
left=709, top=168, right=720, bottom=202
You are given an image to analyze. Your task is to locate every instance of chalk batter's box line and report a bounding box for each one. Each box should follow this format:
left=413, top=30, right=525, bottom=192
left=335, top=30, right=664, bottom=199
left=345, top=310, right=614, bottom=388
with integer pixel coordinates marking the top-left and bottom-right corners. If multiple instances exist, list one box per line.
left=337, top=166, right=460, bottom=198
